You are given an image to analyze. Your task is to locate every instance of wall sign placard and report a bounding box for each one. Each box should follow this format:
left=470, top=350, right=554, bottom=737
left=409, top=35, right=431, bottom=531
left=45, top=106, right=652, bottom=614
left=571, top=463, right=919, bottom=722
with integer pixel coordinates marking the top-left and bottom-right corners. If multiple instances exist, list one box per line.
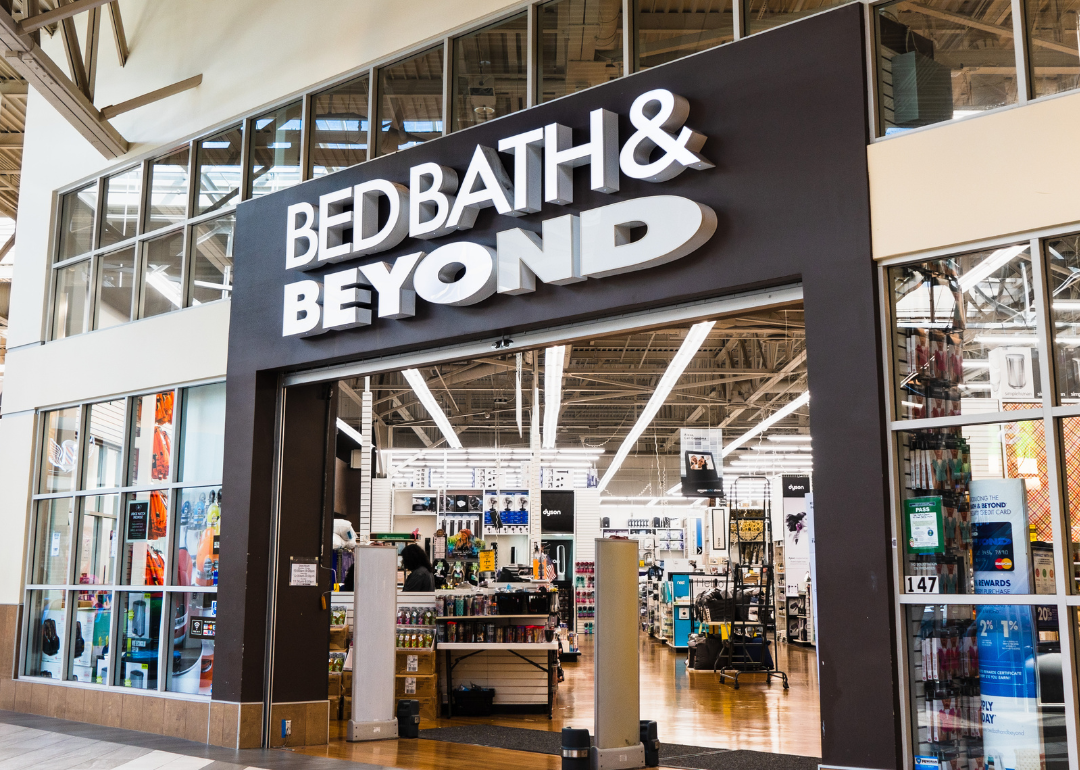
left=783, top=475, right=811, bottom=597
left=126, top=500, right=150, bottom=542
left=540, top=490, right=575, bottom=534
left=904, top=497, right=944, bottom=555
left=189, top=617, right=216, bottom=639
left=289, top=556, right=319, bottom=586
left=976, top=604, right=1041, bottom=769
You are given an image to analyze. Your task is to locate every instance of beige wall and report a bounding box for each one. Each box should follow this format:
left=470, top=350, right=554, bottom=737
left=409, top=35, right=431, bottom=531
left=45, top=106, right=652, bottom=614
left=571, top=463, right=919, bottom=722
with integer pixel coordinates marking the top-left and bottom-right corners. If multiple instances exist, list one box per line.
left=868, top=91, right=1080, bottom=260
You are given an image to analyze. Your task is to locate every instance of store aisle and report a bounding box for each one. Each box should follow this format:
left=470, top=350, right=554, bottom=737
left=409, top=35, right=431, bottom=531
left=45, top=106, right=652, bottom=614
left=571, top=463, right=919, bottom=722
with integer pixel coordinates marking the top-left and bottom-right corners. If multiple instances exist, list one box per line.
left=303, top=632, right=821, bottom=769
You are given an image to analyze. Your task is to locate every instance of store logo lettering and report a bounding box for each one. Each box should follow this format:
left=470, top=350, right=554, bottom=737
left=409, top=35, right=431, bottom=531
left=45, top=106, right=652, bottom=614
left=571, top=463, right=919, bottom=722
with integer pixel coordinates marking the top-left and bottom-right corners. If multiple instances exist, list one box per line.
left=281, top=88, right=718, bottom=337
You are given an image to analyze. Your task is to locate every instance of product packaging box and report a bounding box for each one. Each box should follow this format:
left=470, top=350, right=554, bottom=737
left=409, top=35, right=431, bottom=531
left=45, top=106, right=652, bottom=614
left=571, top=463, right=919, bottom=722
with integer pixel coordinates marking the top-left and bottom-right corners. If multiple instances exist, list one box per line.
left=395, top=649, right=436, bottom=676
left=328, top=671, right=341, bottom=699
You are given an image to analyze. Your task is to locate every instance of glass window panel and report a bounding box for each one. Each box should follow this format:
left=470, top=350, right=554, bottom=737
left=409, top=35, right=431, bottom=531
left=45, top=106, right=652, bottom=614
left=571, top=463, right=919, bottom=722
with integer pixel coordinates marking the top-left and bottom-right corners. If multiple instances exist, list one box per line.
left=179, top=383, right=226, bottom=483
left=94, top=247, right=136, bottom=330
left=538, top=0, right=623, bottom=104
left=1025, top=0, right=1080, bottom=100
left=897, top=420, right=1054, bottom=596
left=141, top=230, right=184, bottom=319
left=84, top=399, right=125, bottom=490
left=39, top=406, right=79, bottom=493
left=70, top=590, right=111, bottom=683
left=875, top=0, right=1018, bottom=136
left=147, top=147, right=190, bottom=232
left=128, top=390, right=175, bottom=486
left=115, top=591, right=162, bottom=689
left=189, top=214, right=234, bottom=306
left=452, top=14, right=528, bottom=132
left=744, top=0, right=853, bottom=34
left=51, top=259, right=91, bottom=340
left=23, top=590, right=66, bottom=678
left=121, top=490, right=169, bottom=587
left=99, top=166, right=141, bottom=247
left=888, top=245, right=1038, bottom=420
left=904, top=604, right=1069, bottom=770
left=1045, top=234, right=1080, bottom=403
left=77, top=495, right=119, bottom=585
left=376, top=47, right=444, bottom=155
left=1058, top=417, right=1080, bottom=591
left=174, top=487, right=221, bottom=588
left=167, top=592, right=216, bottom=695
left=57, top=184, right=97, bottom=261
left=250, top=101, right=303, bottom=198
left=31, top=498, right=74, bottom=585
left=194, top=125, right=242, bottom=216
left=634, top=0, right=733, bottom=70
left=311, top=75, right=369, bottom=177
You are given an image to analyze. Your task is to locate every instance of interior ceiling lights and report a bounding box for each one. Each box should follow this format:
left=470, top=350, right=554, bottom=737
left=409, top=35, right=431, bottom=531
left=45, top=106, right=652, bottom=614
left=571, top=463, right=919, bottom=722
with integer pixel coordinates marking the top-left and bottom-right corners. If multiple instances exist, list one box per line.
left=402, top=368, right=462, bottom=448
left=598, top=321, right=716, bottom=493
left=542, top=345, right=565, bottom=449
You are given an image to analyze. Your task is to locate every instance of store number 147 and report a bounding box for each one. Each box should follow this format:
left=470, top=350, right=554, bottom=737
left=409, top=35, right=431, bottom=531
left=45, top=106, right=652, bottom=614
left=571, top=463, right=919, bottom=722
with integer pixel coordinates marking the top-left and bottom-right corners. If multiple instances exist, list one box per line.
left=905, top=575, right=939, bottom=593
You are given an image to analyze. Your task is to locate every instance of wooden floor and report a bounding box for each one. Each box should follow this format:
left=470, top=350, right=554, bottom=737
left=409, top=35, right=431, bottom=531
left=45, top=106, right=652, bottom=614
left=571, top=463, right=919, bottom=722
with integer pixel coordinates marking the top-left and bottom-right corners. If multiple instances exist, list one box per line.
left=294, top=634, right=822, bottom=770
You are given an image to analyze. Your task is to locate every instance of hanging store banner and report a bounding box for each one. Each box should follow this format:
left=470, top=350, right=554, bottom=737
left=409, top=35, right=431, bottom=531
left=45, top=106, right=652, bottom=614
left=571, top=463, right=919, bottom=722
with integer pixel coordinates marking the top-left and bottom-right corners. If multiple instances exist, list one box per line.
left=540, top=490, right=575, bottom=534
left=782, top=476, right=811, bottom=597
left=970, top=478, right=1032, bottom=595
left=976, top=604, right=1041, bottom=770
left=680, top=428, right=724, bottom=498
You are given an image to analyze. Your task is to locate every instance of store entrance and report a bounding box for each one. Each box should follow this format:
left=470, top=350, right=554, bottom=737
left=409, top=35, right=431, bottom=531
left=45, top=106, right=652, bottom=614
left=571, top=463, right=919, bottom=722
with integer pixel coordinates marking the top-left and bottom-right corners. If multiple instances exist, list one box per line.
left=308, top=301, right=821, bottom=766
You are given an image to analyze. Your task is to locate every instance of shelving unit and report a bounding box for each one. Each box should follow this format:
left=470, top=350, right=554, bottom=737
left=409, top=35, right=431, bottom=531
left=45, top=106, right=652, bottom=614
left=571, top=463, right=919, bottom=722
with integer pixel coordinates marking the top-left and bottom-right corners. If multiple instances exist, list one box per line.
left=574, top=561, right=594, bottom=634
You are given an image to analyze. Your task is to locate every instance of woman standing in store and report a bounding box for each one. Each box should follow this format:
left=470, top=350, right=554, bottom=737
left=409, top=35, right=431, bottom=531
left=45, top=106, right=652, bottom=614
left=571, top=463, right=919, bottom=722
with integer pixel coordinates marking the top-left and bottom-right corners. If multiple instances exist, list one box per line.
left=401, top=543, right=435, bottom=592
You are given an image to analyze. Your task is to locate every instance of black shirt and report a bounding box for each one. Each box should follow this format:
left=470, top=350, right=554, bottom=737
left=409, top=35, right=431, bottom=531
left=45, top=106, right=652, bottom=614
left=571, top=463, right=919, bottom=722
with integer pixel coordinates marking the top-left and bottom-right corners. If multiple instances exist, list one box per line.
left=403, top=566, right=435, bottom=592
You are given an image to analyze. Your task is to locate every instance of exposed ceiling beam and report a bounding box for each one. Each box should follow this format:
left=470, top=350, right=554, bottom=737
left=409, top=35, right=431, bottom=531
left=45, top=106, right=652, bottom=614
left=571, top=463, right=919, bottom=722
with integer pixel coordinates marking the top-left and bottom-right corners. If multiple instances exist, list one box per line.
left=100, top=73, right=202, bottom=119
left=719, top=349, right=807, bottom=428
left=0, top=81, right=27, bottom=95
left=107, top=1, right=126, bottom=66
left=896, top=1, right=1077, bottom=56
left=0, top=133, right=23, bottom=146
left=58, top=2, right=89, bottom=97
left=388, top=395, right=434, bottom=447
left=20, top=0, right=113, bottom=34
left=83, top=4, right=100, bottom=102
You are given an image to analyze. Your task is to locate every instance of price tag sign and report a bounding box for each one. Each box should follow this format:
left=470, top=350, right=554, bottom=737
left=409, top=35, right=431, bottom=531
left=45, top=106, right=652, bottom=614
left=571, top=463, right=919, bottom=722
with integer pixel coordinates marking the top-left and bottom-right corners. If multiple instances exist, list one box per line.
left=479, top=550, right=495, bottom=572
left=905, top=575, right=940, bottom=594
left=404, top=676, right=417, bottom=694
left=406, top=654, right=418, bottom=672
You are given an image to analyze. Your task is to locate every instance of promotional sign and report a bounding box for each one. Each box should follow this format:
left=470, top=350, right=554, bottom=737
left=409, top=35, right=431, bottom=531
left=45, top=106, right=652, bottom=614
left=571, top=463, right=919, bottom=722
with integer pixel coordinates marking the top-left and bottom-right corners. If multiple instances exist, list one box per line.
left=783, top=476, right=811, bottom=597
left=126, top=500, right=150, bottom=542
left=680, top=428, right=724, bottom=498
left=1031, top=544, right=1055, bottom=594
left=478, top=550, right=495, bottom=573
left=189, top=617, right=216, bottom=640
left=988, top=347, right=1036, bottom=401
left=289, top=556, right=319, bottom=587
left=976, top=604, right=1042, bottom=770
left=970, top=478, right=1031, bottom=594
left=709, top=506, right=727, bottom=551
left=904, top=496, right=944, bottom=554
left=540, top=490, right=575, bottom=534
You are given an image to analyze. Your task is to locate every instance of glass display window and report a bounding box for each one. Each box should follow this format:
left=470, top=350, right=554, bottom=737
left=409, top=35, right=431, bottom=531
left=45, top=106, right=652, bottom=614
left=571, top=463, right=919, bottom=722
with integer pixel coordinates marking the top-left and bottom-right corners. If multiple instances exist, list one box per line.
left=77, top=495, right=119, bottom=585
left=121, top=490, right=169, bottom=587
left=115, top=591, right=162, bottom=689
left=83, top=399, right=125, bottom=490
left=889, top=245, right=1038, bottom=421
left=23, top=591, right=66, bottom=679
left=173, top=487, right=221, bottom=588
left=451, top=13, right=528, bottom=131
left=166, top=592, right=216, bottom=695
left=904, top=604, right=1068, bottom=770
left=310, top=75, right=369, bottom=176
left=39, top=407, right=80, bottom=493
left=69, top=590, right=112, bottom=684
left=31, top=498, right=74, bottom=585
left=178, top=383, right=225, bottom=484
left=376, top=47, right=444, bottom=155
left=128, top=390, right=175, bottom=487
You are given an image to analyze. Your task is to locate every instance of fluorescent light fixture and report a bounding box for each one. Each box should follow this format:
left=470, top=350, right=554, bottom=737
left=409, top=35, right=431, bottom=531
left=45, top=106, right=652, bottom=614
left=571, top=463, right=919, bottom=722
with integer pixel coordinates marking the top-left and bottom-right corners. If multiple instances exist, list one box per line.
left=543, top=346, right=565, bottom=449
left=962, top=360, right=990, bottom=369
left=957, top=245, right=1028, bottom=292
left=973, top=335, right=1038, bottom=345
left=723, top=392, right=810, bottom=456
left=767, top=435, right=812, bottom=443
left=598, top=321, right=715, bottom=492
left=1054, top=300, right=1080, bottom=311
left=201, top=141, right=232, bottom=149
left=402, top=368, right=462, bottom=448
left=336, top=419, right=364, bottom=447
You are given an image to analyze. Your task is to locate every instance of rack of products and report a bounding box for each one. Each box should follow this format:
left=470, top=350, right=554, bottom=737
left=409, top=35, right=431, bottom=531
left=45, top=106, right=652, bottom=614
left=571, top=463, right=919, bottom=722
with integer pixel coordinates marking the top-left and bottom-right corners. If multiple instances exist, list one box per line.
left=574, top=561, right=595, bottom=634
left=715, top=478, right=788, bottom=689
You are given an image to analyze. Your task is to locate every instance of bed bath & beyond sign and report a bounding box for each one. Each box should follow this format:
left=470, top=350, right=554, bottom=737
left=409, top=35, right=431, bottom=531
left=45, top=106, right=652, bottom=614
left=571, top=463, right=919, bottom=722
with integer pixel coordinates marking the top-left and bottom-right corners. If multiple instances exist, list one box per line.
left=281, top=88, right=717, bottom=337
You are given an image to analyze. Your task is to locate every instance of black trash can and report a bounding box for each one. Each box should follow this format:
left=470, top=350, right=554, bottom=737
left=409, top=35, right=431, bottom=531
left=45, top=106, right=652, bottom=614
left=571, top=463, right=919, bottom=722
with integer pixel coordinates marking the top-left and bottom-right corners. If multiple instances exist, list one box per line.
left=561, top=727, right=591, bottom=770
left=396, top=699, right=420, bottom=738
left=640, top=720, right=659, bottom=767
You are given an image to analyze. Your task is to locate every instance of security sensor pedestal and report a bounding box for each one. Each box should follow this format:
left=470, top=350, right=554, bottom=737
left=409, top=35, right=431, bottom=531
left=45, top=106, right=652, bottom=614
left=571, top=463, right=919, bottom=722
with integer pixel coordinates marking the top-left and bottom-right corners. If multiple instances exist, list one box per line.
left=348, top=545, right=398, bottom=741
left=593, top=538, right=646, bottom=769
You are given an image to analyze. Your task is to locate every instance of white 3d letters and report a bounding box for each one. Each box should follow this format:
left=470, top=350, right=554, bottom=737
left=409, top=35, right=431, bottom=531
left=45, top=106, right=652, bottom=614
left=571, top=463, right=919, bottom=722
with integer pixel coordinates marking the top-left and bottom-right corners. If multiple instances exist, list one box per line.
left=283, top=280, right=322, bottom=336
left=496, top=215, right=582, bottom=295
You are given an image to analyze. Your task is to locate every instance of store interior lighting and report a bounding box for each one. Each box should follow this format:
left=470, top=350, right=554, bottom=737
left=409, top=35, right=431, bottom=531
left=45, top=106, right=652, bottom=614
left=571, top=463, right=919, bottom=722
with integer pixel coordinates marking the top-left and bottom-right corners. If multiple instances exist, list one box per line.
left=402, top=368, right=462, bottom=448
left=722, top=391, right=810, bottom=456
left=542, top=345, right=565, bottom=449
left=597, top=321, right=716, bottom=493
left=957, top=244, right=1028, bottom=292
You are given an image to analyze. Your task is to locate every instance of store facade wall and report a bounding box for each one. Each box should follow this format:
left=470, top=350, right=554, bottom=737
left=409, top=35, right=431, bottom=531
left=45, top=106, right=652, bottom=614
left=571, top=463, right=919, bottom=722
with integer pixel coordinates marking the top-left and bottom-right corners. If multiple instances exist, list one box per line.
left=0, top=0, right=524, bottom=749
left=869, top=93, right=1080, bottom=767
left=223, top=6, right=901, bottom=767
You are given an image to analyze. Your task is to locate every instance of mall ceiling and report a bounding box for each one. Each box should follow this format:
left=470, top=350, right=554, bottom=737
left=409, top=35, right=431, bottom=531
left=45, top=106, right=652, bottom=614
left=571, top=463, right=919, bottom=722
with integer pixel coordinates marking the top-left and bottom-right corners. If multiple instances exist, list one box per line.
left=337, top=307, right=809, bottom=456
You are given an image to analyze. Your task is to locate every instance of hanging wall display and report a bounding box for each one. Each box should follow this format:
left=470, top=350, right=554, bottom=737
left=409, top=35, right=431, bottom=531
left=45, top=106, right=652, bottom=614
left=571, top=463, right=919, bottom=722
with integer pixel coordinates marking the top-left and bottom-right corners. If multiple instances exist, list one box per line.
left=540, top=490, right=574, bottom=534
left=680, top=428, right=724, bottom=498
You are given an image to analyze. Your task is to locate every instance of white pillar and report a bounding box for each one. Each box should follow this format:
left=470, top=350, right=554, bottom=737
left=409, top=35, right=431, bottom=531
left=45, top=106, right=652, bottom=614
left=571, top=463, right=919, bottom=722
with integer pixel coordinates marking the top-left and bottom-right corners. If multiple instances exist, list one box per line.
left=593, top=538, right=645, bottom=769
left=348, top=545, right=398, bottom=741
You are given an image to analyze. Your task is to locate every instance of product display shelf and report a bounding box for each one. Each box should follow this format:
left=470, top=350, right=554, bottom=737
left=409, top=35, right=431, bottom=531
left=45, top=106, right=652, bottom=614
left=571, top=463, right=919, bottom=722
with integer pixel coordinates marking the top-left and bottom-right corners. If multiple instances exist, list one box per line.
left=437, top=614, right=549, bottom=621
left=440, top=642, right=559, bottom=650
left=574, top=560, right=595, bottom=634
left=441, top=640, right=559, bottom=718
